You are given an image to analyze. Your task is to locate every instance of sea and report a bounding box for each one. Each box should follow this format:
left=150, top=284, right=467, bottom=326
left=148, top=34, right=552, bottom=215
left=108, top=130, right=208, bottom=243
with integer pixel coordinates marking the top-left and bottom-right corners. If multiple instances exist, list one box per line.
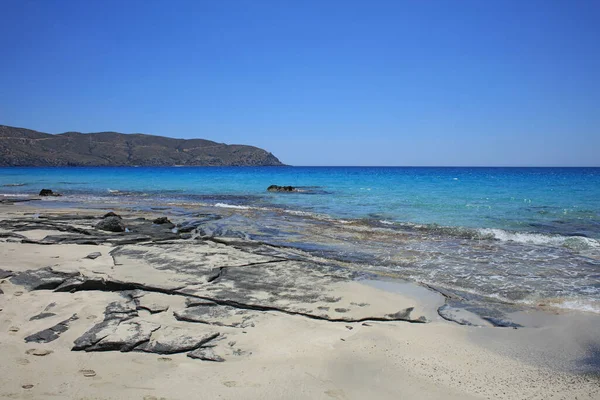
left=1, top=166, right=599, bottom=317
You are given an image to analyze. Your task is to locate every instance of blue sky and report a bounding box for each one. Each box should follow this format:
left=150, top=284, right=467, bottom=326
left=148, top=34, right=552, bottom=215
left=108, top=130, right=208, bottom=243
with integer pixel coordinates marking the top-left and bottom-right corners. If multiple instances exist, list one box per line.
left=1, top=0, right=599, bottom=166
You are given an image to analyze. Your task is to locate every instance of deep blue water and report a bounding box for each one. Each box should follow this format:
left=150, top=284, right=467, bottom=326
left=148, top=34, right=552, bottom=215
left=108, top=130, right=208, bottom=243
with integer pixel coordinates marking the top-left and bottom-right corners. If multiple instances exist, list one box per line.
left=1, top=166, right=599, bottom=238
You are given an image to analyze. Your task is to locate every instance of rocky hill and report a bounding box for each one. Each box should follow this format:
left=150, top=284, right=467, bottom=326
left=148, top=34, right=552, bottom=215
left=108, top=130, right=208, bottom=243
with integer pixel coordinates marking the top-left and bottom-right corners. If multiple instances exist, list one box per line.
left=0, top=125, right=284, bottom=166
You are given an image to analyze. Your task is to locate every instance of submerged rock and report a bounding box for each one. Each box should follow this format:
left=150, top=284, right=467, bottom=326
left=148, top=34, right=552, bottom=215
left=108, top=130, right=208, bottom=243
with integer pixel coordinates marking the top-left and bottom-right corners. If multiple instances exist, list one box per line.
left=39, top=189, right=61, bottom=197
left=267, top=185, right=297, bottom=192
left=102, top=212, right=121, bottom=219
left=152, top=217, right=172, bottom=225
left=96, top=216, right=126, bottom=232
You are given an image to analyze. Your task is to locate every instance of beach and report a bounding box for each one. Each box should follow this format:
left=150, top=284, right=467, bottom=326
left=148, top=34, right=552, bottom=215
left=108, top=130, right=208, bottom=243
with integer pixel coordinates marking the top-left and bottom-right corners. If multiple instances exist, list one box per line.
left=1, top=200, right=599, bottom=399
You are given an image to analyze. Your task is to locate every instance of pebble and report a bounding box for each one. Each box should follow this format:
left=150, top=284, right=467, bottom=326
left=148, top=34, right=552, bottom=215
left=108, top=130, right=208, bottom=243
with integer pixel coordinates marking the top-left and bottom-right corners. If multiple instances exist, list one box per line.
left=22, top=384, right=34, bottom=389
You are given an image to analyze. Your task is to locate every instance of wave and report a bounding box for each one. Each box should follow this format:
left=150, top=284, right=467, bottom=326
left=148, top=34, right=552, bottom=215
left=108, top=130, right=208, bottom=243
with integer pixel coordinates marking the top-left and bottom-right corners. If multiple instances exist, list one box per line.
left=214, top=203, right=251, bottom=210
left=0, top=193, right=32, bottom=197
left=371, top=219, right=600, bottom=250
left=478, top=228, right=600, bottom=250
left=2, top=183, right=27, bottom=187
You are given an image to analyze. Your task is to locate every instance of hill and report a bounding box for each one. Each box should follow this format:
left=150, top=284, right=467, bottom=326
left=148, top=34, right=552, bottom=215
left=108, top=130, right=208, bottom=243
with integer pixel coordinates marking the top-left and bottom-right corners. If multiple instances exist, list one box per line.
left=0, top=125, right=284, bottom=166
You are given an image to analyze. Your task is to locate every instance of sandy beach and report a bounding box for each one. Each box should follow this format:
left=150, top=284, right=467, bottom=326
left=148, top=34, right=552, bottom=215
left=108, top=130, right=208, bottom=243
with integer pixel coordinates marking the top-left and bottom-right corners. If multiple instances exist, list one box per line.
left=1, top=201, right=599, bottom=400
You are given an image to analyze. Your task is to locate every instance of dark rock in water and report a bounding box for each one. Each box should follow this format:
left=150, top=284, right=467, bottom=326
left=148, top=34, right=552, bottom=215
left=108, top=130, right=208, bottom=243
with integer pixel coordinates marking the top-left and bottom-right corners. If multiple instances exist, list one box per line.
left=102, top=212, right=121, bottom=219
left=24, top=314, right=78, bottom=343
left=267, top=185, right=297, bottom=192
left=85, top=252, right=102, bottom=260
left=96, top=216, right=126, bottom=232
left=187, top=346, right=225, bottom=362
left=39, top=189, right=61, bottom=197
left=153, top=217, right=171, bottom=225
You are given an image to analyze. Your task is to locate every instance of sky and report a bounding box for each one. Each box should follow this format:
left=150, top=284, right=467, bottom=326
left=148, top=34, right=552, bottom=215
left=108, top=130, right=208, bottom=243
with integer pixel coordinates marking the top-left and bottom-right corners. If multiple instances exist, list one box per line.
left=1, top=0, right=599, bottom=166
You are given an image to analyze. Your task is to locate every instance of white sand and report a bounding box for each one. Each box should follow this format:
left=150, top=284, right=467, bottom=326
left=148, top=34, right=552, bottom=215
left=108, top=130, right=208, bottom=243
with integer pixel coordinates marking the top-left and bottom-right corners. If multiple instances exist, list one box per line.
left=0, top=205, right=598, bottom=399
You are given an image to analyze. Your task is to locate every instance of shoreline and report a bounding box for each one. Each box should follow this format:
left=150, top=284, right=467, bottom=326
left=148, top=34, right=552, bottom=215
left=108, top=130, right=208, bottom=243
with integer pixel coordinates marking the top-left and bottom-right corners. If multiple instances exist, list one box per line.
left=4, top=196, right=600, bottom=316
left=1, top=201, right=599, bottom=399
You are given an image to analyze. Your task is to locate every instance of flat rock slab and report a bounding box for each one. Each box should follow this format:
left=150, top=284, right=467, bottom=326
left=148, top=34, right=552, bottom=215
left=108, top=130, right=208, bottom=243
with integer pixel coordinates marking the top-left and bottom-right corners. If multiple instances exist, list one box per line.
left=134, top=292, right=171, bottom=314
left=24, top=314, right=79, bottom=343
left=85, top=320, right=161, bottom=352
left=10, top=267, right=81, bottom=290
left=187, top=346, right=225, bottom=362
left=136, top=326, right=220, bottom=354
left=110, top=241, right=280, bottom=278
left=174, top=305, right=256, bottom=328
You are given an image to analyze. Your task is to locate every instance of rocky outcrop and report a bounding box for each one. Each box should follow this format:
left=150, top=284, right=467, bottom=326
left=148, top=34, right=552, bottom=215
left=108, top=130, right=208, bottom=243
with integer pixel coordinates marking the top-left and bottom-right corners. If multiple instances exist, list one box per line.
left=267, top=185, right=297, bottom=192
left=95, top=216, right=126, bottom=232
left=39, top=189, right=61, bottom=197
left=0, top=124, right=285, bottom=166
left=2, top=211, right=433, bottom=363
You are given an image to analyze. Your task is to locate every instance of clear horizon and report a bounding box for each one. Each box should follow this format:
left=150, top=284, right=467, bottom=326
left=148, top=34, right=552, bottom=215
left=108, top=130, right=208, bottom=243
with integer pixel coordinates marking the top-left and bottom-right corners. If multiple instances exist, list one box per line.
left=1, top=0, right=599, bottom=167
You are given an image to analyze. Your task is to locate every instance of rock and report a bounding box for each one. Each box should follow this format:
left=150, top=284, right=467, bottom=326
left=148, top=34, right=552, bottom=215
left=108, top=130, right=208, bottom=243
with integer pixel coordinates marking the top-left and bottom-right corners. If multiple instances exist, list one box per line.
left=267, top=185, right=297, bottom=192
left=0, top=269, right=14, bottom=279
left=10, top=267, right=81, bottom=290
left=24, top=314, right=79, bottom=343
left=79, top=369, right=96, bottom=377
left=84, top=320, right=161, bottom=352
left=102, top=212, right=121, bottom=219
left=104, top=300, right=138, bottom=321
left=26, top=348, right=53, bottom=356
left=187, top=346, right=225, bottom=362
left=174, top=305, right=253, bottom=327
left=95, top=216, right=126, bottom=232
left=72, top=319, right=121, bottom=350
left=135, top=327, right=219, bottom=354
left=152, top=217, right=171, bottom=225
left=39, top=189, right=61, bottom=196
left=9, top=326, right=19, bottom=332
left=22, top=384, right=34, bottom=389
left=29, top=312, right=56, bottom=321
left=85, top=252, right=102, bottom=260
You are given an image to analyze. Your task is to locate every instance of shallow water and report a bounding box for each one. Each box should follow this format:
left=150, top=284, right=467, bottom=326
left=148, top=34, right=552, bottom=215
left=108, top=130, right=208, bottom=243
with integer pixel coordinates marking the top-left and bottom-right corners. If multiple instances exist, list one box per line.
left=1, top=166, right=599, bottom=314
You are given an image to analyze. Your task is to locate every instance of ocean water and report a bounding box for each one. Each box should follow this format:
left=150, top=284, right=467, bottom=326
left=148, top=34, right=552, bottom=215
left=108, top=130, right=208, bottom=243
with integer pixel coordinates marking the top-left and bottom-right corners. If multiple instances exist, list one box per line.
left=1, top=166, right=599, bottom=314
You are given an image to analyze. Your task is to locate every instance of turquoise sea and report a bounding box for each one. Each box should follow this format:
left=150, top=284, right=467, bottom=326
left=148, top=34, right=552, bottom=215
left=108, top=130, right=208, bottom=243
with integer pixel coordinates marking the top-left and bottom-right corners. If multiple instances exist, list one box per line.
left=1, top=166, right=599, bottom=314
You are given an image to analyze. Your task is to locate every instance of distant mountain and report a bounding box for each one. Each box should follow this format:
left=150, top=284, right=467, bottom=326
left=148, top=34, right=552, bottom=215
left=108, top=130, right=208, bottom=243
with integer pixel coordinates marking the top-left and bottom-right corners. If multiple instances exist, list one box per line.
left=0, top=125, right=284, bottom=166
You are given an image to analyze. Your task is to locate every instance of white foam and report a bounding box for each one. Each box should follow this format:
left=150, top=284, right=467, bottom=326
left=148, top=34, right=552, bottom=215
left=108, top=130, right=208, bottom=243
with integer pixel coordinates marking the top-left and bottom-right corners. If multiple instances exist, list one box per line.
left=0, top=193, right=30, bottom=197
left=478, top=228, right=600, bottom=249
left=214, top=203, right=251, bottom=210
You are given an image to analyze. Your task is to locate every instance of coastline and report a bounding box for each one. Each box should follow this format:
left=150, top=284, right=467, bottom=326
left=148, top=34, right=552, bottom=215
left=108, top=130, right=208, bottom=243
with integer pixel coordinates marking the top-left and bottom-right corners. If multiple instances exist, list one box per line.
left=1, top=200, right=599, bottom=399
